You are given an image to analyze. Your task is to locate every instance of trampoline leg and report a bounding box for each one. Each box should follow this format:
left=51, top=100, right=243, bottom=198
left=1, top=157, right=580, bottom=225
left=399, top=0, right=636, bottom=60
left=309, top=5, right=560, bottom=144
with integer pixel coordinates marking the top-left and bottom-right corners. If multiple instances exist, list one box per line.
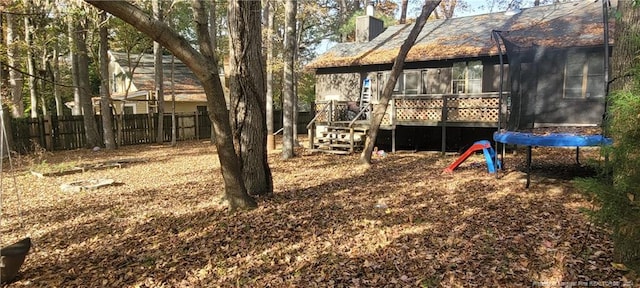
left=501, top=144, right=506, bottom=169
left=526, top=146, right=532, bottom=188
left=576, top=147, right=580, bottom=165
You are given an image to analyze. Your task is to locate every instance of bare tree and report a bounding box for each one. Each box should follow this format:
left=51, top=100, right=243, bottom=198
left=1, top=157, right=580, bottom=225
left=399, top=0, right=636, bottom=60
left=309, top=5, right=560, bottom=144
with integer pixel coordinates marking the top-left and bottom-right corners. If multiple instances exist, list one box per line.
left=400, top=0, right=409, bottom=24
left=99, top=11, right=116, bottom=150
left=282, top=0, right=297, bottom=159
left=361, top=0, right=441, bottom=164
left=207, top=0, right=217, bottom=143
left=85, top=0, right=259, bottom=210
left=68, top=20, right=81, bottom=116
left=228, top=0, right=273, bottom=196
left=52, top=39, right=62, bottom=116
left=153, top=0, right=165, bottom=144
left=75, top=17, right=101, bottom=148
left=25, top=15, right=38, bottom=118
left=610, top=1, right=640, bottom=93
left=6, top=12, right=24, bottom=117
left=265, top=0, right=276, bottom=152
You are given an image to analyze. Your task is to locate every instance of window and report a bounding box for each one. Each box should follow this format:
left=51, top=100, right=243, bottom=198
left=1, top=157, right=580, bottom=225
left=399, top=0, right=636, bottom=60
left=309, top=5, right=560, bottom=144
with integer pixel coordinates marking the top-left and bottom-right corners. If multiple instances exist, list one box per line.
left=564, top=52, right=604, bottom=99
left=123, top=104, right=135, bottom=114
left=451, top=61, right=483, bottom=94
left=112, top=73, right=118, bottom=93
left=378, top=70, right=422, bottom=96
left=197, top=105, right=207, bottom=115
left=404, top=71, right=420, bottom=95
left=377, top=72, right=403, bottom=96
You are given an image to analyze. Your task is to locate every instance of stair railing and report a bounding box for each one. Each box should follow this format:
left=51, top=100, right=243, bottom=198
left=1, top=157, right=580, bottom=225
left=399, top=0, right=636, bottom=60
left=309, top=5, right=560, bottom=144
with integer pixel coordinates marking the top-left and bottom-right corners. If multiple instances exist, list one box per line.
left=348, top=102, right=371, bottom=128
left=306, top=101, right=332, bottom=150
left=347, top=102, right=371, bottom=153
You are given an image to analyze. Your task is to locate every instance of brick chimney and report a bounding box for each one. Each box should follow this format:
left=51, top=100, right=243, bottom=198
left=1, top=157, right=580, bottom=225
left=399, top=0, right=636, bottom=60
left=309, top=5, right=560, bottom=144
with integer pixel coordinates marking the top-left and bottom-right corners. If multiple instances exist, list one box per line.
left=355, top=1, right=384, bottom=43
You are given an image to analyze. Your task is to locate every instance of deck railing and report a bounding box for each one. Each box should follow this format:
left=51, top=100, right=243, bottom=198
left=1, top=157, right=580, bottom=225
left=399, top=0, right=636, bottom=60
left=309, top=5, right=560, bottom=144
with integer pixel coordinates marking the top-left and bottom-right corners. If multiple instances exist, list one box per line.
left=314, top=92, right=508, bottom=127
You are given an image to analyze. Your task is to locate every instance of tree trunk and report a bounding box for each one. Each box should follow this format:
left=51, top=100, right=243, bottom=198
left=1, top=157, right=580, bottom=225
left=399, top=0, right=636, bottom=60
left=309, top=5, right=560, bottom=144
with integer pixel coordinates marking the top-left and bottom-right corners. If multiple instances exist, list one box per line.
left=265, top=0, right=275, bottom=152
left=85, top=0, right=258, bottom=210
left=171, top=54, right=176, bottom=147
left=153, top=0, right=164, bottom=144
left=25, top=16, right=38, bottom=118
left=40, top=49, right=49, bottom=116
left=208, top=0, right=217, bottom=144
left=609, top=0, right=640, bottom=263
left=75, top=20, right=100, bottom=148
left=360, top=1, right=441, bottom=165
left=400, top=0, right=408, bottom=24
left=53, top=40, right=63, bottom=116
left=339, top=0, right=349, bottom=42
left=6, top=13, right=24, bottom=118
left=228, top=0, right=273, bottom=196
left=68, top=21, right=81, bottom=116
left=282, top=0, right=296, bottom=159
left=2, top=105, right=15, bottom=157
left=208, top=0, right=217, bottom=52
left=99, top=11, right=116, bottom=150
left=610, top=1, right=640, bottom=93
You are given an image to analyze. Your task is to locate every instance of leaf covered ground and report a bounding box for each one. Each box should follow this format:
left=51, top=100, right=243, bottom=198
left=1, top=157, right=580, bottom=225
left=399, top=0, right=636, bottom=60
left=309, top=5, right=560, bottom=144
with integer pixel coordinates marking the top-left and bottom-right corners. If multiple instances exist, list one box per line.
left=0, top=139, right=633, bottom=287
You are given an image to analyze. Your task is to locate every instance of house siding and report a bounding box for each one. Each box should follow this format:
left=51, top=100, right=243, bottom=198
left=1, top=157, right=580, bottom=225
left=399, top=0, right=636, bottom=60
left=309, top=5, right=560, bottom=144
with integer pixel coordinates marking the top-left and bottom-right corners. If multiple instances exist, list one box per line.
left=314, top=50, right=606, bottom=130
left=509, top=47, right=606, bottom=128
left=315, top=72, right=362, bottom=102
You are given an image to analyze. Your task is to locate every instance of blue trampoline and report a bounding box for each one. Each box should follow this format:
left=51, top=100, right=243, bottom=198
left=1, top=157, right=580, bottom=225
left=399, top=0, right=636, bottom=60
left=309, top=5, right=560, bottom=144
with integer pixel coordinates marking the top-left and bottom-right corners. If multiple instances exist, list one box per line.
left=492, top=13, right=614, bottom=188
left=494, top=131, right=612, bottom=147
left=493, top=131, right=611, bottom=188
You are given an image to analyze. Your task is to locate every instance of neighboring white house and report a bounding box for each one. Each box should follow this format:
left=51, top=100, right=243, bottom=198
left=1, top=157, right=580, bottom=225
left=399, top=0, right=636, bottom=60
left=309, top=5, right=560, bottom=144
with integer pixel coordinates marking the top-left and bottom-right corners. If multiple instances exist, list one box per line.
left=106, top=51, right=228, bottom=115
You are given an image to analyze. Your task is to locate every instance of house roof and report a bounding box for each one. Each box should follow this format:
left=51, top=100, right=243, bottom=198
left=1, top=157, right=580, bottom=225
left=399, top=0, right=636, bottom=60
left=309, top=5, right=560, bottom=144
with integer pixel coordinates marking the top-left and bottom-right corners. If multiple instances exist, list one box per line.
left=110, top=51, right=208, bottom=102
left=307, top=1, right=613, bottom=69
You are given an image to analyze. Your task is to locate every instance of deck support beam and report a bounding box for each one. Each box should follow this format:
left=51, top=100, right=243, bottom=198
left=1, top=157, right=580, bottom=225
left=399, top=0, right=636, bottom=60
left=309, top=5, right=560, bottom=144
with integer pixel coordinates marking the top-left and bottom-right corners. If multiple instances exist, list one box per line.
left=392, top=126, right=396, bottom=153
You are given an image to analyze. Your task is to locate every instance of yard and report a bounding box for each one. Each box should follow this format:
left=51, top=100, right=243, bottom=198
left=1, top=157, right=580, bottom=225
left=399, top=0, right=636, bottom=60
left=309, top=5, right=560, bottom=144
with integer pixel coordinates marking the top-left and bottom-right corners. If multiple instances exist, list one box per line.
left=0, top=139, right=632, bottom=287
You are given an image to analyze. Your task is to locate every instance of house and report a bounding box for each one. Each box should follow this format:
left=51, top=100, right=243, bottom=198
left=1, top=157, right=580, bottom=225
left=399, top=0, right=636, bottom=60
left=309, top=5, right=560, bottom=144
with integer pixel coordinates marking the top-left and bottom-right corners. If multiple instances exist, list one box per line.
left=107, top=51, right=228, bottom=115
left=306, top=1, right=613, bottom=153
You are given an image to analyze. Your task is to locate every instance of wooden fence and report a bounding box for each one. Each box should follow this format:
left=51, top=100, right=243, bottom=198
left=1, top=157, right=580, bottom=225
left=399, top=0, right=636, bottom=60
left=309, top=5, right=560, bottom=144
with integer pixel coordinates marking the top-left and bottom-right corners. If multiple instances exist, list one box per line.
left=9, top=111, right=312, bottom=154
left=9, top=113, right=212, bottom=154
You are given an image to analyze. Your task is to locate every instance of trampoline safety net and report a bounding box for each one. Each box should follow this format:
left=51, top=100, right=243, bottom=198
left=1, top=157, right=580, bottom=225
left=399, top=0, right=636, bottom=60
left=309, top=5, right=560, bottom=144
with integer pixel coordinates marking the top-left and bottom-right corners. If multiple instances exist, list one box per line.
left=492, top=30, right=607, bottom=132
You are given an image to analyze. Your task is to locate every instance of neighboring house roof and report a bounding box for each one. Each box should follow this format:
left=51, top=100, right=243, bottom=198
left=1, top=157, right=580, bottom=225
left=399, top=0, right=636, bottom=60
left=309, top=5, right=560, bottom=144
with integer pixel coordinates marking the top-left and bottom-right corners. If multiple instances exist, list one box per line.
left=109, top=51, right=209, bottom=102
left=307, top=1, right=613, bottom=69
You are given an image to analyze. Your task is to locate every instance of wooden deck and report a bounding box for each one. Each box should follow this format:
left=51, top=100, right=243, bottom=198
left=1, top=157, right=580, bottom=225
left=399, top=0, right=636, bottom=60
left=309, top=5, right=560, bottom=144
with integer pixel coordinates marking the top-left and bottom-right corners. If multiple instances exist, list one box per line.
left=314, top=92, right=506, bottom=129
left=308, top=93, right=507, bottom=154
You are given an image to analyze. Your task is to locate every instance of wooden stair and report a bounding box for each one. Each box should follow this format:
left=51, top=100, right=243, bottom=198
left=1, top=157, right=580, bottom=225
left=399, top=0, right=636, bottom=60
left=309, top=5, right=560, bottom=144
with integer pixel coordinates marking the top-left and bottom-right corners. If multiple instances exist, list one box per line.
left=311, top=125, right=368, bottom=155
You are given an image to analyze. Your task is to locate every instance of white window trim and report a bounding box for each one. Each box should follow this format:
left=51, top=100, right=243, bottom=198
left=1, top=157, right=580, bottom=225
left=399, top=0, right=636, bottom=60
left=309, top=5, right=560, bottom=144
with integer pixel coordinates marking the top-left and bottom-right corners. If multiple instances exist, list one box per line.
left=123, top=103, right=136, bottom=114
left=563, top=52, right=604, bottom=99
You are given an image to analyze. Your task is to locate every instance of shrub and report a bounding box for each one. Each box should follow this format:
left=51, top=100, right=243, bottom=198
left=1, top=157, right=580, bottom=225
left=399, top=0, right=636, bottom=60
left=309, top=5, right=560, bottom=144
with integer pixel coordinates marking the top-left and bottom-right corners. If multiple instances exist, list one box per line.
left=577, top=91, right=640, bottom=273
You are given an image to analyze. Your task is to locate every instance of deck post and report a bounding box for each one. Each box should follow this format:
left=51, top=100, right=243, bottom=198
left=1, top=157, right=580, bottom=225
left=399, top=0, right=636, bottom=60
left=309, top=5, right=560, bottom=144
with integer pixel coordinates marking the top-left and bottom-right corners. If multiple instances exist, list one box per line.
left=308, top=124, right=315, bottom=150
left=441, top=96, right=448, bottom=154
left=392, top=126, right=396, bottom=153
left=329, top=100, right=334, bottom=126
left=349, top=127, right=354, bottom=153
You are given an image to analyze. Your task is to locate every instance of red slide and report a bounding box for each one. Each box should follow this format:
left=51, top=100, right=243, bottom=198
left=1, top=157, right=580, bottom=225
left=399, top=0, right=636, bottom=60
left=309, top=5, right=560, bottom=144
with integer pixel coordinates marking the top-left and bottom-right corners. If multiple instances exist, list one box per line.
left=443, top=142, right=491, bottom=173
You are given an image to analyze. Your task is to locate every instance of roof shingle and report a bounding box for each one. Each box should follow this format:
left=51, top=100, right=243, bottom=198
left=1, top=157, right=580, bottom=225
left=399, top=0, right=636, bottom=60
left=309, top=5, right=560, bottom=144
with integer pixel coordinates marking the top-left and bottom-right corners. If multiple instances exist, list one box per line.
left=307, top=1, right=613, bottom=69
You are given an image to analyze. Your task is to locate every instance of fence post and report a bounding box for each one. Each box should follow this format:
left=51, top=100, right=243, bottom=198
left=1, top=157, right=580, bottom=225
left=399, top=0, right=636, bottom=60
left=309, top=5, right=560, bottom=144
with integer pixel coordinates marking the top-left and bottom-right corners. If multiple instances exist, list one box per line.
left=44, top=115, right=52, bottom=150
left=37, top=116, right=45, bottom=150
left=117, top=113, right=123, bottom=147
left=194, top=111, right=199, bottom=140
